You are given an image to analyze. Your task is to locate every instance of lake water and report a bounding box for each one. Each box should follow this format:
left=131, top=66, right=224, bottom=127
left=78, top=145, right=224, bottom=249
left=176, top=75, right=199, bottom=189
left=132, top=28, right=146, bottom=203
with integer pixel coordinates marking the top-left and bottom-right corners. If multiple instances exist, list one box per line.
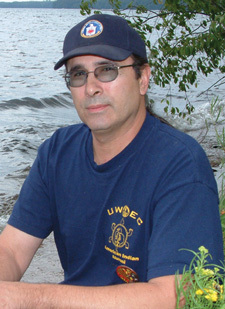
left=0, top=8, right=225, bottom=229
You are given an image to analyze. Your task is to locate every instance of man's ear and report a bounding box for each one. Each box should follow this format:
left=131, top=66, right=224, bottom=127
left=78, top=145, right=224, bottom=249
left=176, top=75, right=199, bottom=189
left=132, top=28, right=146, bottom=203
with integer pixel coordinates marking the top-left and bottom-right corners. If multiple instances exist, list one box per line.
left=139, top=65, right=151, bottom=95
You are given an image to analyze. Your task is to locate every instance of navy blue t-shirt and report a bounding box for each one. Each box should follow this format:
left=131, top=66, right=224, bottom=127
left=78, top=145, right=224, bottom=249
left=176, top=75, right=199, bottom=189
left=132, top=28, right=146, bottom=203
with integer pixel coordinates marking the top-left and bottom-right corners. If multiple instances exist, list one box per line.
left=8, top=113, right=224, bottom=285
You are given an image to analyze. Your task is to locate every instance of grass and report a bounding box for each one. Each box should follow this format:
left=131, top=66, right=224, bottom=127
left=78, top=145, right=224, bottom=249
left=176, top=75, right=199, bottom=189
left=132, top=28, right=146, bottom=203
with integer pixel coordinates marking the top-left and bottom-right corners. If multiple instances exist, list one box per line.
left=175, top=97, right=225, bottom=308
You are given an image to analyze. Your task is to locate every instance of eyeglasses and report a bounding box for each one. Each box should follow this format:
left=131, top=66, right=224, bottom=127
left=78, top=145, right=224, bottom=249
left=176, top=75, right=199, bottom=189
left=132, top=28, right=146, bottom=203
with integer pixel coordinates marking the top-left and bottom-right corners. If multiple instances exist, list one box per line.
left=64, top=63, right=136, bottom=88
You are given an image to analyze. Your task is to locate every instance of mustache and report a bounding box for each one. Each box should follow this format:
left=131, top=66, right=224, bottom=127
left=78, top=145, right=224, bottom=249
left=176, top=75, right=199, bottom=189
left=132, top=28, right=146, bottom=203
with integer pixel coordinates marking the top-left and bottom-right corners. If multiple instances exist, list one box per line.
left=84, top=97, right=110, bottom=108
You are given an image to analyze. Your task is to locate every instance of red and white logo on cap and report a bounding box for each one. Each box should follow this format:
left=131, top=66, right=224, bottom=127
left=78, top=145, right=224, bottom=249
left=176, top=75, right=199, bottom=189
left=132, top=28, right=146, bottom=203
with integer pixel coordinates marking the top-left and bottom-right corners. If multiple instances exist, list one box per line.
left=81, top=20, right=103, bottom=38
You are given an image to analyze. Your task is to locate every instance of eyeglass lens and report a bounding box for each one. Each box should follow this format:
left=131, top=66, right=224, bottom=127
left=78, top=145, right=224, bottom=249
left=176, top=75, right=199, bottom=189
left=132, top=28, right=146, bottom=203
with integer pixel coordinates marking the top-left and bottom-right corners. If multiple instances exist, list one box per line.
left=65, top=64, right=134, bottom=87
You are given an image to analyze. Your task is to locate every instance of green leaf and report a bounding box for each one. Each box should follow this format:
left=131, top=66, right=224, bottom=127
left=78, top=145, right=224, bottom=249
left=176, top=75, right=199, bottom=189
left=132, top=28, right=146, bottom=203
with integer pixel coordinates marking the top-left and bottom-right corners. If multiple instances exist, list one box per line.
left=78, top=0, right=225, bottom=117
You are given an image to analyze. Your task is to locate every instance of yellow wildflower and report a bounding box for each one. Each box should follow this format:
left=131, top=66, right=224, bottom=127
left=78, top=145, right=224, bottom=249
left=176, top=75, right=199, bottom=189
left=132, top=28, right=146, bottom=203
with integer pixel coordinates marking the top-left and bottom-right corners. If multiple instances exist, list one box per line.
left=198, top=246, right=208, bottom=254
left=196, top=283, right=224, bottom=303
left=204, top=289, right=218, bottom=302
left=213, top=282, right=224, bottom=300
left=196, top=289, right=204, bottom=295
left=200, top=268, right=214, bottom=276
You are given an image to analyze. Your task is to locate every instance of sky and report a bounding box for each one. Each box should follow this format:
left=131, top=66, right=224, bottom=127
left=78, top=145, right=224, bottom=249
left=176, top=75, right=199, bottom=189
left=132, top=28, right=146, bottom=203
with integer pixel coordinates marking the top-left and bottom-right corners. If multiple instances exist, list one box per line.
left=1, top=0, right=46, bottom=2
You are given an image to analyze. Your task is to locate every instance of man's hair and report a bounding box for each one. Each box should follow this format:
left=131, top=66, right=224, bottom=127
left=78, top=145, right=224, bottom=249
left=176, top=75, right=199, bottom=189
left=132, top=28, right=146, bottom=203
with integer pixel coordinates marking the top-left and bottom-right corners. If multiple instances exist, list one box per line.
left=132, top=54, right=148, bottom=78
left=132, top=54, right=171, bottom=126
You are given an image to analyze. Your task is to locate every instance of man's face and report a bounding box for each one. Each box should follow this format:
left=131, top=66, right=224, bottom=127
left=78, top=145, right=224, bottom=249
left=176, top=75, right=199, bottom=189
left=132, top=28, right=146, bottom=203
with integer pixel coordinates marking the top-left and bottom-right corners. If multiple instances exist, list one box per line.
left=67, top=55, right=150, bottom=137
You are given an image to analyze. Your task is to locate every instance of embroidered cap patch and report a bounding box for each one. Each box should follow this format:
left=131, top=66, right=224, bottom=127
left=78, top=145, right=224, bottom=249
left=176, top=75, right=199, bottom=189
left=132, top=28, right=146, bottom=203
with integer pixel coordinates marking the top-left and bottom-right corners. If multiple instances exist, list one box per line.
left=81, top=20, right=103, bottom=38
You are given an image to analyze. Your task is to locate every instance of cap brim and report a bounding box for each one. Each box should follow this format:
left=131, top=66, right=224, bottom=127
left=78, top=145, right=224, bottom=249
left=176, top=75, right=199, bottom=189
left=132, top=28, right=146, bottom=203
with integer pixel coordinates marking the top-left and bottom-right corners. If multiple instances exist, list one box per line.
left=54, top=45, right=132, bottom=70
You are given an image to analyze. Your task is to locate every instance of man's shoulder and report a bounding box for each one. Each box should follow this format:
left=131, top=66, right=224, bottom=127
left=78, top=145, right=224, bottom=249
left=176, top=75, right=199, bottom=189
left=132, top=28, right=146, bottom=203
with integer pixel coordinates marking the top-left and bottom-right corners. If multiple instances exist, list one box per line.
left=40, top=122, right=90, bottom=153
left=153, top=117, right=202, bottom=152
left=148, top=116, right=210, bottom=170
left=54, top=122, right=89, bottom=138
left=53, top=122, right=89, bottom=140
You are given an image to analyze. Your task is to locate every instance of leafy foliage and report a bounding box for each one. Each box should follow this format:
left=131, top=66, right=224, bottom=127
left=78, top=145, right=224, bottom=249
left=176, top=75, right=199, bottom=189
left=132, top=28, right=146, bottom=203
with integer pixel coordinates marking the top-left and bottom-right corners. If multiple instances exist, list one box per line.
left=80, top=0, right=225, bottom=117
left=176, top=246, right=225, bottom=308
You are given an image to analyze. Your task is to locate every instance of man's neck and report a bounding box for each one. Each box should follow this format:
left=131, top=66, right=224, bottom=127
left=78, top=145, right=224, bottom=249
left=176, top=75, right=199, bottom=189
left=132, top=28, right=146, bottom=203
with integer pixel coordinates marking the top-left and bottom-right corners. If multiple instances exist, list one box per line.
left=92, top=110, right=146, bottom=165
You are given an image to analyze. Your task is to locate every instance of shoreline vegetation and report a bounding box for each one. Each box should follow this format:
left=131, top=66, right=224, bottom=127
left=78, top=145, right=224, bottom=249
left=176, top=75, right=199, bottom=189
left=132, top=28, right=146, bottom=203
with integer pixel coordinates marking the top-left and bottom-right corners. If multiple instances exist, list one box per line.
left=0, top=0, right=164, bottom=9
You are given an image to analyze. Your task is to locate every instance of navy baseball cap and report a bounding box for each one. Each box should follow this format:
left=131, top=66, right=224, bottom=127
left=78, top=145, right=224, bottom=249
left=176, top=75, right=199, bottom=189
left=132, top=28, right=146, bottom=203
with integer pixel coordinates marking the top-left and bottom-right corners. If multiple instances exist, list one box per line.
left=54, top=14, right=147, bottom=70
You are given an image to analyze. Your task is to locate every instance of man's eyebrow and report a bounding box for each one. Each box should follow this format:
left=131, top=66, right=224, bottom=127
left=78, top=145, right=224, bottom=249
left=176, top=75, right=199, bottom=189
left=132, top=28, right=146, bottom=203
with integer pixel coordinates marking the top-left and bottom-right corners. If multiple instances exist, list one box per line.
left=69, top=64, right=84, bottom=72
left=69, top=60, right=117, bottom=72
left=95, top=60, right=117, bottom=66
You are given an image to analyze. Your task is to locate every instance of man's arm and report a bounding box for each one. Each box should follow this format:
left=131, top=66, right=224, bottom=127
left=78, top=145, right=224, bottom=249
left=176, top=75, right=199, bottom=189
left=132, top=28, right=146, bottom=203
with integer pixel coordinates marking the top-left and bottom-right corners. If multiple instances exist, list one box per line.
left=0, top=275, right=179, bottom=309
left=0, top=226, right=180, bottom=308
left=0, top=224, right=43, bottom=281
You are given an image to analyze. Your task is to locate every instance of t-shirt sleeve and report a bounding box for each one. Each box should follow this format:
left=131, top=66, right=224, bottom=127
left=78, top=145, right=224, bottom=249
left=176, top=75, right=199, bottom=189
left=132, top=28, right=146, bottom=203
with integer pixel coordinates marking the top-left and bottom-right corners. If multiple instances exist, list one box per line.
left=147, top=183, right=223, bottom=280
left=8, top=140, right=53, bottom=239
left=146, top=137, right=224, bottom=280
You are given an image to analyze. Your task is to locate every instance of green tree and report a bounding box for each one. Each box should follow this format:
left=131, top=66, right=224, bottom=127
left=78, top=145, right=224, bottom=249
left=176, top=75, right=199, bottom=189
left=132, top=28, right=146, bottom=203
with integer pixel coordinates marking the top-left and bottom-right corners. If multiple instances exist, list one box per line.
left=80, top=0, right=225, bottom=116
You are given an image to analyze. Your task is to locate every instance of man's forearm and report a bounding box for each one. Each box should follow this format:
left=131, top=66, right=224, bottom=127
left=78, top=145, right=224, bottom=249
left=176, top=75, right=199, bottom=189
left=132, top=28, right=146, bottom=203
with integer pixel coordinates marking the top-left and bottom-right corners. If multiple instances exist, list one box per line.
left=0, top=245, right=23, bottom=281
left=0, top=276, right=178, bottom=309
left=0, top=225, right=43, bottom=282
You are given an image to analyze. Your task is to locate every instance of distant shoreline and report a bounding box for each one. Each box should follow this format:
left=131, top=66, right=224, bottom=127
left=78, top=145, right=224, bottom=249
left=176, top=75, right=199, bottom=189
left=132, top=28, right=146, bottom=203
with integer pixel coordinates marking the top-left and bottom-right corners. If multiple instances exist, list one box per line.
left=0, top=1, right=53, bottom=8
left=0, top=0, right=163, bottom=9
left=0, top=1, right=54, bottom=8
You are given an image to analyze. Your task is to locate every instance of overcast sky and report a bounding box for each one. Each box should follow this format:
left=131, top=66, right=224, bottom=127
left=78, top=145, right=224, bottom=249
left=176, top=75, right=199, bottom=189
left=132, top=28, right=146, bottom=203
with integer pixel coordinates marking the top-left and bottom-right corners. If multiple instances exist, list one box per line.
left=2, top=0, right=46, bottom=2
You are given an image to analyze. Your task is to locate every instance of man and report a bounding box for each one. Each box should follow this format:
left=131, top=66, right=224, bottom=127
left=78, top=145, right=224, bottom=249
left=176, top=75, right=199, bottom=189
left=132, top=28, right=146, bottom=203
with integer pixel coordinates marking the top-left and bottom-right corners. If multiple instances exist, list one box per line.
left=0, top=14, right=223, bottom=308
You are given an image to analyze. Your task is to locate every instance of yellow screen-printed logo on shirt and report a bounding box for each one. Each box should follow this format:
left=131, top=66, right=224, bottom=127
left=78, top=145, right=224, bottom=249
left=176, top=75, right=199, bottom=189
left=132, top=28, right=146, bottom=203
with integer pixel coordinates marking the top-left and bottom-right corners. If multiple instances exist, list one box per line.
left=109, top=218, right=133, bottom=251
left=105, top=205, right=143, bottom=265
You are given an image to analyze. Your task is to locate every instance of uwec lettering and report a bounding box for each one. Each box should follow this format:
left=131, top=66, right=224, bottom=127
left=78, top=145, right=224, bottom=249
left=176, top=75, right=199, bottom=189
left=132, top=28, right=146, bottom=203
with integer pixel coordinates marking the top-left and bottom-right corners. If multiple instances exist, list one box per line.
left=107, top=205, right=143, bottom=226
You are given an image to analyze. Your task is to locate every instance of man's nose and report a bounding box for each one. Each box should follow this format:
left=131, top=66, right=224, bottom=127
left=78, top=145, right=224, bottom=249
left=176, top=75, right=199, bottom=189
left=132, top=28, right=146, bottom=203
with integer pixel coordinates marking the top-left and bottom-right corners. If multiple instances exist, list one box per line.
left=85, top=72, right=103, bottom=97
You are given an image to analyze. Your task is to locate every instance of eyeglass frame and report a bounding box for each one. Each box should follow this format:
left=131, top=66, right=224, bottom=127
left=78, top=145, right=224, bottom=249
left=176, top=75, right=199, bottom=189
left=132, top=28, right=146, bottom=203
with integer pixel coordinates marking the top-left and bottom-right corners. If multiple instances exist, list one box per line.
left=64, top=63, right=137, bottom=88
